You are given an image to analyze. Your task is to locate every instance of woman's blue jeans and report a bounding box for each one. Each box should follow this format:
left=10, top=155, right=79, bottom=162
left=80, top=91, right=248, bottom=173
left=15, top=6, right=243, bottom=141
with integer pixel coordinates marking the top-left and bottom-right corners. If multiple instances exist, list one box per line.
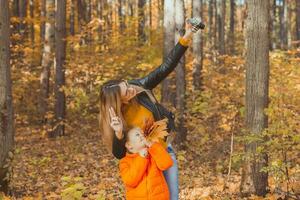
left=163, top=143, right=179, bottom=200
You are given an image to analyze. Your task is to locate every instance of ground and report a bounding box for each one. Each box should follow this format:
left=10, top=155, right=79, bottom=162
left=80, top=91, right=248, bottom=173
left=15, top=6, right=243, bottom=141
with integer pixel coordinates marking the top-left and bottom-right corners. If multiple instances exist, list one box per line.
left=6, top=121, right=283, bottom=200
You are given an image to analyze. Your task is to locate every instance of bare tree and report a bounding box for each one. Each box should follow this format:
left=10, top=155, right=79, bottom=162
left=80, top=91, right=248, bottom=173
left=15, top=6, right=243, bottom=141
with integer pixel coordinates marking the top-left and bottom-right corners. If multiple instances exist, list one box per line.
left=70, top=0, right=75, bottom=35
left=77, top=0, right=87, bottom=30
left=40, top=0, right=46, bottom=42
left=96, top=0, right=105, bottom=46
left=149, top=0, right=152, bottom=29
left=161, top=0, right=176, bottom=106
left=138, top=0, right=146, bottom=43
left=269, top=0, right=277, bottom=50
left=174, top=0, right=187, bottom=145
left=296, top=0, right=300, bottom=47
left=118, top=0, right=126, bottom=33
left=0, top=0, right=14, bottom=193
left=86, top=0, right=92, bottom=23
left=280, top=0, right=288, bottom=49
left=39, top=0, right=55, bottom=124
left=217, top=0, right=226, bottom=55
left=192, top=0, right=203, bottom=90
left=240, top=0, right=269, bottom=196
left=18, top=0, right=27, bottom=37
left=208, top=0, right=213, bottom=48
left=213, top=0, right=218, bottom=50
left=29, top=0, right=34, bottom=43
left=128, top=0, right=134, bottom=17
left=51, top=0, right=67, bottom=137
left=12, top=0, right=19, bottom=17
left=228, top=0, right=235, bottom=54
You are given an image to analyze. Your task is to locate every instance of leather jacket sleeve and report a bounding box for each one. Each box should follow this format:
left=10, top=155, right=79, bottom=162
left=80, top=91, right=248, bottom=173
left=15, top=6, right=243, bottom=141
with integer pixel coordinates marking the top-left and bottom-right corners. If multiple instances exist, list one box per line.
left=112, top=131, right=127, bottom=159
left=136, top=40, right=189, bottom=90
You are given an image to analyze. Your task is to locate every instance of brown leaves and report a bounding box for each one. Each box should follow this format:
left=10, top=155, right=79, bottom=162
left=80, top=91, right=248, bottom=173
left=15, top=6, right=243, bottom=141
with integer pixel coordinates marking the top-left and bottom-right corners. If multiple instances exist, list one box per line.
left=143, top=118, right=169, bottom=143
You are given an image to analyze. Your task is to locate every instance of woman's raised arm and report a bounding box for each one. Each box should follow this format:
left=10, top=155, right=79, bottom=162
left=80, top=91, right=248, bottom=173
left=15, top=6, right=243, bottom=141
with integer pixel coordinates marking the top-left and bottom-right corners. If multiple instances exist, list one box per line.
left=135, top=18, right=203, bottom=90
left=136, top=37, right=190, bottom=90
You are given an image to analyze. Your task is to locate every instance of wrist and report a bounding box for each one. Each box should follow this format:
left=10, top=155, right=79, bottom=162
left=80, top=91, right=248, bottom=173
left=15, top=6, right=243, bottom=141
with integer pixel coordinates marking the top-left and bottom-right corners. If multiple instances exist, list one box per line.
left=183, top=29, right=193, bottom=40
left=115, top=130, right=124, bottom=139
left=179, top=36, right=191, bottom=47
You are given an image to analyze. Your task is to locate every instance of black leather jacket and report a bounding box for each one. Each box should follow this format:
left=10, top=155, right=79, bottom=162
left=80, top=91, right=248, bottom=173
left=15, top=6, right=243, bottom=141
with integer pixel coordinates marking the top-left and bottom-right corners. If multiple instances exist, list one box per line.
left=112, top=40, right=189, bottom=159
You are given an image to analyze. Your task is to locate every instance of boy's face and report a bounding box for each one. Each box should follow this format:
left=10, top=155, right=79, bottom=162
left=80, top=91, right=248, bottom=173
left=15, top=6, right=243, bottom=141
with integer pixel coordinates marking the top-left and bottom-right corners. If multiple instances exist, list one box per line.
left=125, top=127, right=146, bottom=153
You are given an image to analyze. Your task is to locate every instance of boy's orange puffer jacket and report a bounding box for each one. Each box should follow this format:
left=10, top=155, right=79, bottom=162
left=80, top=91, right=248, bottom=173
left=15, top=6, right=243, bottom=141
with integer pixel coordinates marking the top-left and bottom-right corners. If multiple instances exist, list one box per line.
left=119, top=142, right=173, bottom=200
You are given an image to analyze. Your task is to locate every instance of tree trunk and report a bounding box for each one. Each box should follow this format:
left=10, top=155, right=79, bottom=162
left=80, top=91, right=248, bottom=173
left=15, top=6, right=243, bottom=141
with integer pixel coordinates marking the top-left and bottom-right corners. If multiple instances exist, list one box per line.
left=287, top=0, right=291, bottom=49
left=240, top=0, right=269, bottom=196
left=18, top=0, right=27, bottom=37
left=296, top=0, right=300, bottom=45
left=86, top=0, right=92, bottom=43
left=77, top=0, right=86, bottom=30
left=12, top=0, right=19, bottom=17
left=208, top=0, right=213, bottom=48
left=174, top=0, right=187, bottom=146
left=29, top=0, right=34, bottom=44
left=217, top=0, right=226, bottom=55
left=51, top=0, right=67, bottom=137
left=149, top=0, right=152, bottom=29
left=228, top=0, right=235, bottom=54
left=280, top=0, right=288, bottom=49
left=0, top=0, right=14, bottom=193
left=96, top=0, right=103, bottom=43
left=70, top=0, right=75, bottom=35
left=40, top=0, right=46, bottom=43
left=138, top=0, right=146, bottom=43
left=269, top=0, right=276, bottom=50
left=158, top=0, right=164, bottom=27
left=242, top=2, right=248, bottom=57
left=12, top=0, right=20, bottom=36
left=86, top=0, right=91, bottom=22
left=161, top=0, right=176, bottom=107
left=107, top=0, right=112, bottom=44
left=192, top=0, right=203, bottom=90
left=128, top=0, right=134, bottom=17
left=39, top=0, right=55, bottom=124
left=118, top=0, right=126, bottom=33
left=213, top=0, right=218, bottom=50
left=105, top=0, right=112, bottom=49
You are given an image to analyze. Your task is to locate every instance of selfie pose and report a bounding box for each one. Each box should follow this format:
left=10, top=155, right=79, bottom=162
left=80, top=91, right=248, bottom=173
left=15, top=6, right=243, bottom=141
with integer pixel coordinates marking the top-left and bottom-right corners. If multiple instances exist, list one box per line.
left=98, top=18, right=204, bottom=200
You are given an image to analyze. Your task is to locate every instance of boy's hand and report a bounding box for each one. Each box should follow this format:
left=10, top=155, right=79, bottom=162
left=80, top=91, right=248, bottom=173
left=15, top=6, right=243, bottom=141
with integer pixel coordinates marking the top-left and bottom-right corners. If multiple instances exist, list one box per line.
left=141, top=136, right=154, bottom=148
left=138, top=148, right=148, bottom=158
left=144, top=139, right=154, bottom=148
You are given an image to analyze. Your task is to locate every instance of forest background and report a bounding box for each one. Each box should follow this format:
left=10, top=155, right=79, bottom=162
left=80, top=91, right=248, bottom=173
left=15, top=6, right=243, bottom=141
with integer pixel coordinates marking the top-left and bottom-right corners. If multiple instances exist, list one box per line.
left=0, top=0, right=299, bottom=199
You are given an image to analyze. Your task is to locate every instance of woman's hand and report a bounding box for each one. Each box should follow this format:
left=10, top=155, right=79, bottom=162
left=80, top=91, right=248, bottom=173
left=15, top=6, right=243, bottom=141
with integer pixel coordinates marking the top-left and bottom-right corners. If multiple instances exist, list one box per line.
left=109, top=107, right=123, bottom=139
left=183, top=17, right=204, bottom=40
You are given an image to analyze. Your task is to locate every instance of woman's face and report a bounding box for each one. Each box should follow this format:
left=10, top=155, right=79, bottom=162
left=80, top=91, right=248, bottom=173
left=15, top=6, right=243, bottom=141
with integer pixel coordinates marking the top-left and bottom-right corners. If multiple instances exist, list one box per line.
left=118, top=81, right=137, bottom=104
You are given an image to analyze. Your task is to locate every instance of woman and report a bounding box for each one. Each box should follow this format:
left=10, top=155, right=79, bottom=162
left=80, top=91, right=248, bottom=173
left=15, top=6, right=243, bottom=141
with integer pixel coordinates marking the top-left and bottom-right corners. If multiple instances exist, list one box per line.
left=99, top=18, right=203, bottom=200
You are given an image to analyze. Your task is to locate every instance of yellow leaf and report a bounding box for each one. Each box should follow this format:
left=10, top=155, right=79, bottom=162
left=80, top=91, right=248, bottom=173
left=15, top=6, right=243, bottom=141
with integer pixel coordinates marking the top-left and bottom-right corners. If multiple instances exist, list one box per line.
left=220, top=123, right=231, bottom=131
left=145, top=118, right=169, bottom=143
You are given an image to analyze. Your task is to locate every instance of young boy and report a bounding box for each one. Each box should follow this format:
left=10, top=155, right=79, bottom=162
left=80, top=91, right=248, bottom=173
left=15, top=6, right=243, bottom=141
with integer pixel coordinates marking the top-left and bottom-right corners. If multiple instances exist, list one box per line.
left=119, top=126, right=173, bottom=200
